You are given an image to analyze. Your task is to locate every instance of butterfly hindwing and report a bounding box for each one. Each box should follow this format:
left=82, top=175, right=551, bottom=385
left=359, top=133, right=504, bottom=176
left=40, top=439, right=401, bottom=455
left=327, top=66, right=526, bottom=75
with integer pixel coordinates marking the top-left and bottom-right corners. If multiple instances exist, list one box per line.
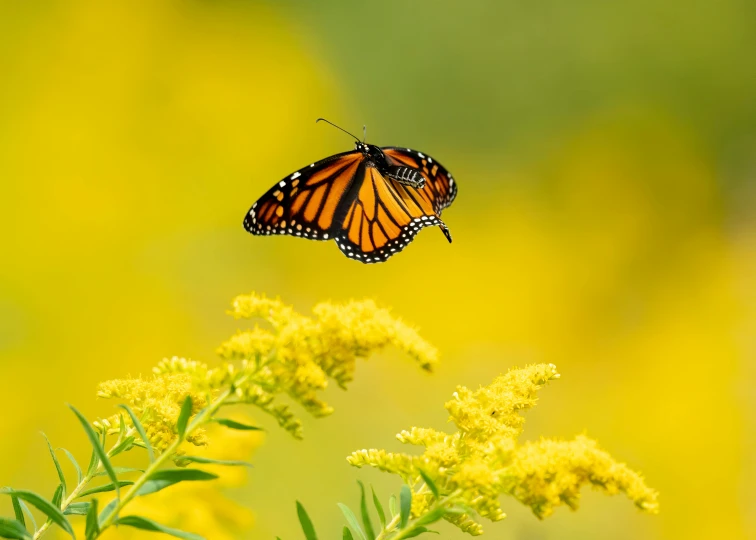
left=334, top=165, right=451, bottom=264
left=243, top=151, right=362, bottom=240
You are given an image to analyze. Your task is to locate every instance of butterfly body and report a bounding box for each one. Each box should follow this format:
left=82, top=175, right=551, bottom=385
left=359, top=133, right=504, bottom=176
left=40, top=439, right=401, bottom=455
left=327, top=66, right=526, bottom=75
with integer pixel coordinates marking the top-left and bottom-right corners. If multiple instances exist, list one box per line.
left=244, top=140, right=457, bottom=264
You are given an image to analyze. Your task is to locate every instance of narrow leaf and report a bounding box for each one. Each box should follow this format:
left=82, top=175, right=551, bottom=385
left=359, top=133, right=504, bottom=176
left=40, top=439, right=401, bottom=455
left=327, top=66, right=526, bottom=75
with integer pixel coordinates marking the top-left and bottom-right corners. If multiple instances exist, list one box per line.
left=399, top=485, right=412, bottom=529
left=41, top=434, right=66, bottom=499
left=51, top=484, right=63, bottom=509
left=109, top=435, right=135, bottom=457
left=357, top=481, right=375, bottom=540
left=0, top=518, right=32, bottom=540
left=213, top=418, right=263, bottom=431
left=115, top=515, right=205, bottom=540
left=338, top=504, right=367, bottom=540
left=79, top=481, right=134, bottom=497
left=59, top=448, right=83, bottom=485
left=343, top=527, right=354, bottom=540
left=10, top=496, right=24, bottom=527
left=118, top=414, right=127, bottom=439
left=417, top=470, right=438, bottom=499
left=17, top=501, right=36, bottom=532
left=85, top=498, right=99, bottom=540
left=94, top=467, right=144, bottom=477
left=296, top=501, right=318, bottom=540
left=371, top=486, right=386, bottom=530
left=177, top=396, right=193, bottom=438
left=174, top=455, right=253, bottom=468
left=137, top=469, right=218, bottom=497
left=0, top=488, right=73, bottom=537
left=118, top=404, right=155, bottom=463
left=97, top=498, right=118, bottom=525
left=401, top=527, right=439, bottom=538
left=86, top=444, right=99, bottom=477
left=414, top=507, right=446, bottom=527
left=64, top=502, right=91, bottom=516
left=69, top=405, right=120, bottom=500
left=389, top=495, right=397, bottom=519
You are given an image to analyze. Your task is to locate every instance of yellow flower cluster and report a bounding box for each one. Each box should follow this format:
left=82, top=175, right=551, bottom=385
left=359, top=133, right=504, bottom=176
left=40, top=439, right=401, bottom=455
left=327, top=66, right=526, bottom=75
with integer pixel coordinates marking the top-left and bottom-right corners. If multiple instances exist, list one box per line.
left=217, top=292, right=437, bottom=438
left=95, top=373, right=209, bottom=454
left=348, top=364, right=659, bottom=535
left=97, top=293, right=437, bottom=445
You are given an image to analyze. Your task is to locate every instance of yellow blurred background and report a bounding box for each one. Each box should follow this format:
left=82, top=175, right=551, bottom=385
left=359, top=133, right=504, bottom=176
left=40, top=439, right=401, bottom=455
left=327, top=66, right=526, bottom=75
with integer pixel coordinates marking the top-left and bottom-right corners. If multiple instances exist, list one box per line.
left=1, top=1, right=755, bottom=539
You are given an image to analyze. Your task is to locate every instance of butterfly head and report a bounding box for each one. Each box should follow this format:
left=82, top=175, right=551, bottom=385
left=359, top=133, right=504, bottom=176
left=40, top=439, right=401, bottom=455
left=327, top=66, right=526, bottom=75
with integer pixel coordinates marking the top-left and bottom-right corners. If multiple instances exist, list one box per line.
left=355, top=141, right=386, bottom=165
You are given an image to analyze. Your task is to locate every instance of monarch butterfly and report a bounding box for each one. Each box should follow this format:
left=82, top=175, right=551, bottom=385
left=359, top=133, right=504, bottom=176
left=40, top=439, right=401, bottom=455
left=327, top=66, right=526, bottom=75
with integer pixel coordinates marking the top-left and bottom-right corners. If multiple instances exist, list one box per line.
left=243, top=119, right=457, bottom=264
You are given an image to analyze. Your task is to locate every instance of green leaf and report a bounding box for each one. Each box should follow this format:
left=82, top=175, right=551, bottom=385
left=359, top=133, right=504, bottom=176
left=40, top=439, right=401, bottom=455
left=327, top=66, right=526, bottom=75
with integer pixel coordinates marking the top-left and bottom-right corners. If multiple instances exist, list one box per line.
left=118, top=404, right=155, bottom=463
left=59, top=448, right=83, bottom=485
left=16, top=500, right=36, bottom=532
left=79, top=481, right=135, bottom=497
left=177, top=396, right=193, bottom=438
left=51, top=484, right=63, bottom=509
left=414, top=507, right=446, bottom=527
left=41, top=433, right=66, bottom=500
left=212, top=418, right=263, bottom=431
left=85, top=498, right=99, bottom=539
left=69, top=405, right=121, bottom=500
left=0, top=488, right=73, bottom=537
left=399, top=485, right=412, bottom=529
left=417, top=470, right=438, bottom=499
left=338, top=504, right=366, bottom=540
left=109, top=435, right=136, bottom=457
left=93, top=466, right=144, bottom=477
left=296, top=501, right=317, bottom=540
left=0, top=518, right=32, bottom=540
left=370, top=485, right=386, bottom=530
left=64, top=502, right=91, bottom=516
left=400, top=527, right=439, bottom=538
left=174, top=455, right=253, bottom=468
left=137, top=469, right=218, bottom=497
left=357, top=481, right=375, bottom=540
left=115, top=515, right=205, bottom=540
left=343, top=527, right=354, bottom=540
left=10, top=496, right=24, bottom=527
left=389, top=495, right=397, bottom=519
left=97, top=498, right=118, bottom=525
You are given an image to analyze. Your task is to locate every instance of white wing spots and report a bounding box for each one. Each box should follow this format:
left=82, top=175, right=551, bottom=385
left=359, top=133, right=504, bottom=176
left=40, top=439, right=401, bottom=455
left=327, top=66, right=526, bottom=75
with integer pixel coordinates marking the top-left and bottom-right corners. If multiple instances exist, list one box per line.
left=323, top=233, right=329, bottom=239
left=417, top=152, right=425, bottom=158
left=310, top=163, right=315, bottom=167
left=406, top=148, right=411, bottom=152
left=279, top=180, right=286, bottom=188
left=291, top=171, right=301, bottom=180
left=428, top=157, right=433, bottom=163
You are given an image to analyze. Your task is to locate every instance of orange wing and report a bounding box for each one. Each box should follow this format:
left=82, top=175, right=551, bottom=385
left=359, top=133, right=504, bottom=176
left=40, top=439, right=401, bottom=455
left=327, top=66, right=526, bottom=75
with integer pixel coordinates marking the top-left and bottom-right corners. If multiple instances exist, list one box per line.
left=244, top=152, right=362, bottom=240
left=334, top=165, right=452, bottom=263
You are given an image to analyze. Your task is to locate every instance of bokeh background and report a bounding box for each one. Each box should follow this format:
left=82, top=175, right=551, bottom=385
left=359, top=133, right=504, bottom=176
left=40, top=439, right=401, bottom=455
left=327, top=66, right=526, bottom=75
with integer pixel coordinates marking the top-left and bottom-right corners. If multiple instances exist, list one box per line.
left=1, top=1, right=755, bottom=539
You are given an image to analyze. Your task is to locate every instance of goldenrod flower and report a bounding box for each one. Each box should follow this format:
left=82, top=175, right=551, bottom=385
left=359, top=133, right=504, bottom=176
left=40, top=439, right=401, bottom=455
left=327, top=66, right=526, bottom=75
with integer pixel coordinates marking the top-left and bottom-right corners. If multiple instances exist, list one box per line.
left=217, top=292, right=437, bottom=437
left=96, top=372, right=209, bottom=454
left=348, top=364, right=659, bottom=535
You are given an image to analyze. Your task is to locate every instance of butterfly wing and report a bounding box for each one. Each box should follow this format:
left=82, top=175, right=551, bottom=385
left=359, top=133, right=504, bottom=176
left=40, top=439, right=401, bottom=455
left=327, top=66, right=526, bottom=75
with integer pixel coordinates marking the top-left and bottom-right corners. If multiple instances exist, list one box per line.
left=243, top=151, right=363, bottom=240
left=333, top=163, right=453, bottom=264
left=381, top=147, right=457, bottom=214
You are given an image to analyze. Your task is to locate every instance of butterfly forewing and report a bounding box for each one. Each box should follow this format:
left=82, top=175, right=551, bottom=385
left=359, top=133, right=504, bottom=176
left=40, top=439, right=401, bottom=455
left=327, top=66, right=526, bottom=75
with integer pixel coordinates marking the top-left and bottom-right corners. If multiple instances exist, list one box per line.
left=243, top=151, right=361, bottom=240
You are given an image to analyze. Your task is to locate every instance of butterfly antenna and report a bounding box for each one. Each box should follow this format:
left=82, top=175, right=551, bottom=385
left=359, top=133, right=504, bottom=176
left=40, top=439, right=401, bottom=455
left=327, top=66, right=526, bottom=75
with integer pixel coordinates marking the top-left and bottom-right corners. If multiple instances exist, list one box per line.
left=316, top=118, right=361, bottom=142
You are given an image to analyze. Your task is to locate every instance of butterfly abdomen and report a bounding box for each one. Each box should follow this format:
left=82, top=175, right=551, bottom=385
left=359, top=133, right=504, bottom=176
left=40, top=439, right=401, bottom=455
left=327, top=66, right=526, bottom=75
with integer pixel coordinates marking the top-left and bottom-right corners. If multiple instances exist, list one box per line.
left=387, top=166, right=425, bottom=189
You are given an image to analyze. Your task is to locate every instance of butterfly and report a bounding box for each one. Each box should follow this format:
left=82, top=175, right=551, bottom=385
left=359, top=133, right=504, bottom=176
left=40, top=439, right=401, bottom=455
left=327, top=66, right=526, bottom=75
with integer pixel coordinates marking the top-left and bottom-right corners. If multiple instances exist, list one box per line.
left=243, top=119, right=457, bottom=264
